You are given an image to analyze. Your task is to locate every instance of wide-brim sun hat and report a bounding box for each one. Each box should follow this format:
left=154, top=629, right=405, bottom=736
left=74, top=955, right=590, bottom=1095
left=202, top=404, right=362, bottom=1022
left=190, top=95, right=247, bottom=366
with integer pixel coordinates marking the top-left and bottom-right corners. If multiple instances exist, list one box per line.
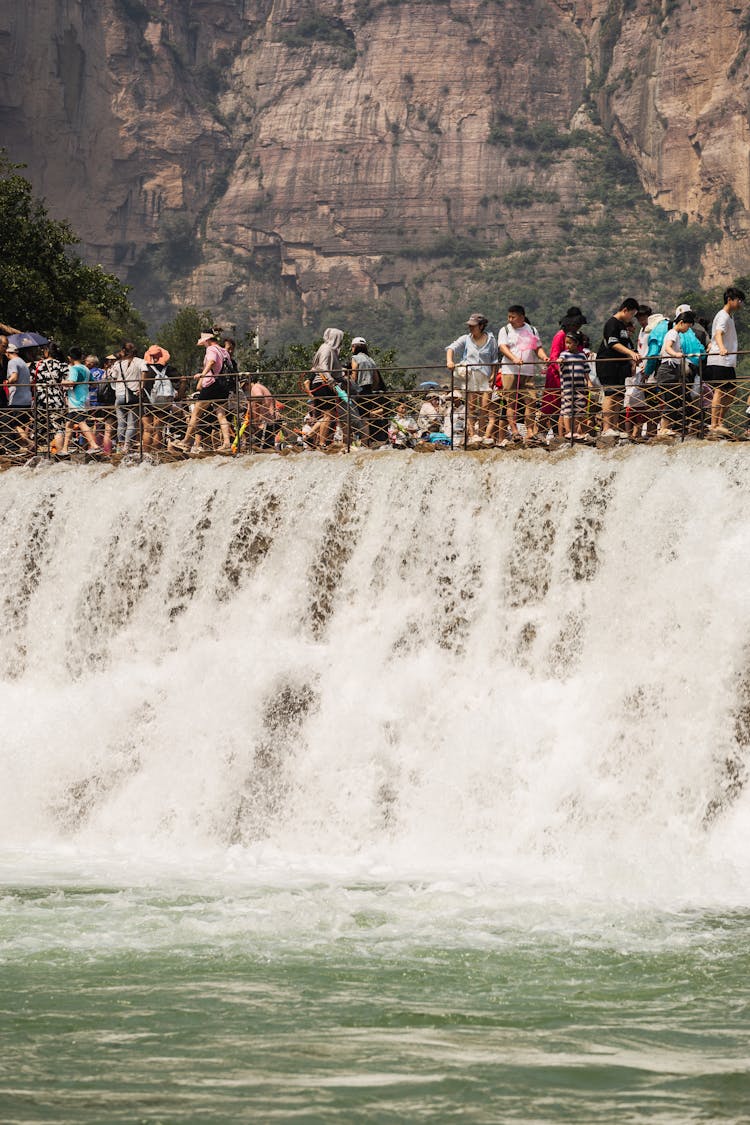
left=144, top=345, right=171, bottom=364
left=197, top=332, right=217, bottom=346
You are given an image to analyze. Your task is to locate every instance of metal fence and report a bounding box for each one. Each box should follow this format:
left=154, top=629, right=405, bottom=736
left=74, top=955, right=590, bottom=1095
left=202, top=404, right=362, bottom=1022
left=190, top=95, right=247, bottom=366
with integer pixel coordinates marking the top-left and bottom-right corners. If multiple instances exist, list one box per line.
left=1, top=357, right=749, bottom=466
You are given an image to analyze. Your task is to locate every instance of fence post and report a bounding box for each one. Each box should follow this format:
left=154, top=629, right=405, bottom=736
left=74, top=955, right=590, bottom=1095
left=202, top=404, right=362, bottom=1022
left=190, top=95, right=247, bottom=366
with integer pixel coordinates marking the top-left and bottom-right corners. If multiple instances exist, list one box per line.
left=138, top=374, right=143, bottom=462
left=680, top=356, right=687, bottom=442
left=463, top=365, right=469, bottom=450
left=346, top=378, right=351, bottom=453
left=33, top=383, right=39, bottom=457
left=698, top=369, right=706, bottom=439
left=449, top=368, right=455, bottom=451
left=568, top=358, right=575, bottom=447
left=234, top=372, right=240, bottom=454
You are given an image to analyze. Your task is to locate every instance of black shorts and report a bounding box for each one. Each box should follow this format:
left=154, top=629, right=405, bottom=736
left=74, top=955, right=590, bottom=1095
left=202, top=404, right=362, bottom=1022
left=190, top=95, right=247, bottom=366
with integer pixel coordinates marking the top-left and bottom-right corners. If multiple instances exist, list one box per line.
left=197, top=383, right=227, bottom=402
left=9, top=408, right=32, bottom=426
left=67, top=410, right=90, bottom=424
left=311, top=384, right=338, bottom=406
left=595, top=362, right=629, bottom=391
left=707, top=365, right=735, bottom=393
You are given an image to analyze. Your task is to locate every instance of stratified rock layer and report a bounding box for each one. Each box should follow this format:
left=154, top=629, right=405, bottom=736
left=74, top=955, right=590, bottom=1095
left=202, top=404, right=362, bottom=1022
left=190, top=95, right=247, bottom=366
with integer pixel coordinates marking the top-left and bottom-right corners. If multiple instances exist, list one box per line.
left=0, top=0, right=747, bottom=334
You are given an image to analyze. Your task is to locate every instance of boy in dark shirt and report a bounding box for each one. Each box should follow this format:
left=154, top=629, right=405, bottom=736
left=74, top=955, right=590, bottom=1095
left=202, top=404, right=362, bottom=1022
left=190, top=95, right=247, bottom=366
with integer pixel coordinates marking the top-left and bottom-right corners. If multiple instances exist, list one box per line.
left=595, top=298, right=641, bottom=436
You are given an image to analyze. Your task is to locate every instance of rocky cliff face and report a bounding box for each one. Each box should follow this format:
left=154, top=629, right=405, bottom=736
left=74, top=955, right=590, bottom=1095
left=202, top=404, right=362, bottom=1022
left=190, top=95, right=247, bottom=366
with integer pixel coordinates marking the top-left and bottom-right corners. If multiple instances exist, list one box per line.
left=584, top=0, right=750, bottom=285
left=0, top=0, right=747, bottom=349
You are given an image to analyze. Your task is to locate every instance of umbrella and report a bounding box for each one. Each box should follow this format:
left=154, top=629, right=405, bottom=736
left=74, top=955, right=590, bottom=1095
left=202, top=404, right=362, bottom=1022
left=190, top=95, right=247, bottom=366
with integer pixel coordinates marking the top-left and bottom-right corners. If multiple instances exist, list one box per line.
left=8, top=332, right=48, bottom=348
left=419, top=380, right=439, bottom=388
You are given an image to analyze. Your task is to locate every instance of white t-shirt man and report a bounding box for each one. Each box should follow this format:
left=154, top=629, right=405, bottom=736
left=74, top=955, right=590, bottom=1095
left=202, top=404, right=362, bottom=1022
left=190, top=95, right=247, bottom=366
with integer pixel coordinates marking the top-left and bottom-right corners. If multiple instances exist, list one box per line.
left=497, top=323, right=542, bottom=378
left=707, top=309, right=738, bottom=369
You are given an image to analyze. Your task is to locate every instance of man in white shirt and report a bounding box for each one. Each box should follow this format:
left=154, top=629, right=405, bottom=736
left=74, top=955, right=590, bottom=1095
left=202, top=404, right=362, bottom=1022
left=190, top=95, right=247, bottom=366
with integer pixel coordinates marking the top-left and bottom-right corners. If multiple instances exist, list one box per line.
left=707, top=285, right=745, bottom=435
left=497, top=305, right=548, bottom=442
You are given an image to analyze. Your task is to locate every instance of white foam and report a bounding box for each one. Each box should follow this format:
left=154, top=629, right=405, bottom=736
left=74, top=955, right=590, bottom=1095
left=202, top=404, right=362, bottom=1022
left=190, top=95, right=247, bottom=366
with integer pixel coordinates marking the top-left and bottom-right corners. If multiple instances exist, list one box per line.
left=1, top=448, right=749, bottom=908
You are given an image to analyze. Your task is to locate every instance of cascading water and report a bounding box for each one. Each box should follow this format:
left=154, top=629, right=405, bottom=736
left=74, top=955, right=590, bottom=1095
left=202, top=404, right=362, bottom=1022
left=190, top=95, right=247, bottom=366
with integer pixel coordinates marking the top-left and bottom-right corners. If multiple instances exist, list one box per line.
left=1, top=446, right=748, bottom=895
left=3, top=448, right=750, bottom=1123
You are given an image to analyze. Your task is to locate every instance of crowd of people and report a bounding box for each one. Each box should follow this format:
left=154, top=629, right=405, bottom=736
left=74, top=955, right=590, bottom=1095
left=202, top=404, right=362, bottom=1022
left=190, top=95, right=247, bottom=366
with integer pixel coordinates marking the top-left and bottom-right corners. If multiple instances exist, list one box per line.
left=0, top=287, right=746, bottom=461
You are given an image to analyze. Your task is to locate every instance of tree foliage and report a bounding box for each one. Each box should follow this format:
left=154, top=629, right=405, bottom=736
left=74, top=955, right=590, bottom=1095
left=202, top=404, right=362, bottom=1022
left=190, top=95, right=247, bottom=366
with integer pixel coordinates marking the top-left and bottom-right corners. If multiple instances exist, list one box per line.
left=0, top=152, right=138, bottom=345
left=234, top=330, right=406, bottom=393
left=157, top=306, right=215, bottom=376
left=677, top=275, right=750, bottom=374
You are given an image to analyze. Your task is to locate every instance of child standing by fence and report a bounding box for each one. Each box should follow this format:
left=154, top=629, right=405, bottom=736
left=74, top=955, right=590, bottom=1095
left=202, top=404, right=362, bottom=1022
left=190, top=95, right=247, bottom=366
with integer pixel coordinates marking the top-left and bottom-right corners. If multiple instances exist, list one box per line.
left=558, top=331, right=591, bottom=440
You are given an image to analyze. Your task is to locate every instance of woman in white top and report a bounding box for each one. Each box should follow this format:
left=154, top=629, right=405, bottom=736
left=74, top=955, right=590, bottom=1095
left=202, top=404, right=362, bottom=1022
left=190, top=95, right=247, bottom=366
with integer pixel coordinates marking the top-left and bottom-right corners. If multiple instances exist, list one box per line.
left=445, top=313, right=498, bottom=441
left=111, top=342, right=146, bottom=453
left=656, top=310, right=694, bottom=436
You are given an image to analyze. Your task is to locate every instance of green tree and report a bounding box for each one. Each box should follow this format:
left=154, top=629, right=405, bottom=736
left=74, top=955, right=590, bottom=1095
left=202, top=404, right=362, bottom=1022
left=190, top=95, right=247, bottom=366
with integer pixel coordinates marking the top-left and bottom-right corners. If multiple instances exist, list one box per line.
left=75, top=301, right=148, bottom=360
left=677, top=276, right=750, bottom=376
left=245, top=331, right=407, bottom=393
left=157, top=306, right=215, bottom=377
left=0, top=152, right=136, bottom=341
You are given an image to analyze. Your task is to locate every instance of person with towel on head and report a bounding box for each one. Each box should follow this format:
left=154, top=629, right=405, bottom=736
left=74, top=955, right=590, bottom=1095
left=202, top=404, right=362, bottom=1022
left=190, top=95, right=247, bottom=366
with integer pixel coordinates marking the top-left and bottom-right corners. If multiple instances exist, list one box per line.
left=304, top=328, right=344, bottom=449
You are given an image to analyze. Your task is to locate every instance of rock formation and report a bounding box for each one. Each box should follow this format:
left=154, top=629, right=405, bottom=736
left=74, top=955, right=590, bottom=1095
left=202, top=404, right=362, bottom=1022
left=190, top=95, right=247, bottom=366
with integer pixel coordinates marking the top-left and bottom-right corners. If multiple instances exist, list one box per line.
left=0, top=0, right=747, bottom=349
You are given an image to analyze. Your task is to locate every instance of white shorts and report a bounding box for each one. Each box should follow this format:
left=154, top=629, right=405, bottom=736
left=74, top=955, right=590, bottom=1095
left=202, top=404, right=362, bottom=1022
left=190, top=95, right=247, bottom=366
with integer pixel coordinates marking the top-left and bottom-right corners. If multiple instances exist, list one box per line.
left=455, top=364, right=490, bottom=393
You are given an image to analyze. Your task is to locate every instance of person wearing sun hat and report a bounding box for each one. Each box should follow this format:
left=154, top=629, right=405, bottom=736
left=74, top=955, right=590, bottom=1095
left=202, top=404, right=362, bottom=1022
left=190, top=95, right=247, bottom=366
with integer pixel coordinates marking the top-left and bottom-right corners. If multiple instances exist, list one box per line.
left=140, top=344, right=177, bottom=452
left=171, top=331, right=233, bottom=454
left=5, top=341, right=33, bottom=454
left=445, top=313, right=498, bottom=441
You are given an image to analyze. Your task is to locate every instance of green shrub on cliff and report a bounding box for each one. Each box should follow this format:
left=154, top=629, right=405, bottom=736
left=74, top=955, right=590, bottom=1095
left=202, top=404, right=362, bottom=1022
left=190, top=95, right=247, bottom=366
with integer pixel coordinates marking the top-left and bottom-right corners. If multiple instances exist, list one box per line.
left=0, top=152, right=140, bottom=347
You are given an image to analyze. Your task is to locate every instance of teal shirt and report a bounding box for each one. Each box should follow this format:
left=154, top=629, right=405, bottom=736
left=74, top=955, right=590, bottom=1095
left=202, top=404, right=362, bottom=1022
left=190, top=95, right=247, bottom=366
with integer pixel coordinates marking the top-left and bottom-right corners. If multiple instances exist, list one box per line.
left=681, top=327, right=705, bottom=367
left=67, top=363, right=89, bottom=411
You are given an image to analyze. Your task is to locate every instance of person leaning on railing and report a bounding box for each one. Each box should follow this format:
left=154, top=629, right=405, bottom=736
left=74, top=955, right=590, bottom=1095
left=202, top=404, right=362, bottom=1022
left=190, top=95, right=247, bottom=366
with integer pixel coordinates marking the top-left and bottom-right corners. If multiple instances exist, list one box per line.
left=497, top=305, right=548, bottom=445
left=707, top=286, right=746, bottom=436
left=595, top=298, right=641, bottom=437
left=239, top=373, right=277, bottom=451
left=5, top=342, right=33, bottom=455
left=655, top=310, right=695, bottom=437
left=60, top=347, right=101, bottom=456
left=445, top=313, right=498, bottom=443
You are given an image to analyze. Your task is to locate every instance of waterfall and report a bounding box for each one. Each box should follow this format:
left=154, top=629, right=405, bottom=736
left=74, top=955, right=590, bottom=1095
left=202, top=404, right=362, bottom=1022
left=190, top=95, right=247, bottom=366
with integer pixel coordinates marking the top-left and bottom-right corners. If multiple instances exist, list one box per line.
left=2, top=447, right=749, bottom=906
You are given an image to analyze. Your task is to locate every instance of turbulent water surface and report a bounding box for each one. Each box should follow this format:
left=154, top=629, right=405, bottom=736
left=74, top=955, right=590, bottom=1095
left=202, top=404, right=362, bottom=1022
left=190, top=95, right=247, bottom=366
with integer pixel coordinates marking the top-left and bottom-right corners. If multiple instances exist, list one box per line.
left=1, top=447, right=750, bottom=1122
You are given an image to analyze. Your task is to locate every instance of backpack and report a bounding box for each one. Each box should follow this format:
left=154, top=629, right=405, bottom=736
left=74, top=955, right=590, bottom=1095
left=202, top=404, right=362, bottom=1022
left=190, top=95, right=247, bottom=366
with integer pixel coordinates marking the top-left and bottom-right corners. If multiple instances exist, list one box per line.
left=97, top=374, right=116, bottom=406
left=147, top=364, right=175, bottom=405
left=371, top=366, right=387, bottom=392
left=215, top=349, right=237, bottom=394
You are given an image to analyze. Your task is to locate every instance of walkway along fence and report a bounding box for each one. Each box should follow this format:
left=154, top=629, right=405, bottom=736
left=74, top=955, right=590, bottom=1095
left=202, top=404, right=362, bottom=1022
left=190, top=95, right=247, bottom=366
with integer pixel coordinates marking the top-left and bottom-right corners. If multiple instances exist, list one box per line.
left=1, top=355, right=749, bottom=464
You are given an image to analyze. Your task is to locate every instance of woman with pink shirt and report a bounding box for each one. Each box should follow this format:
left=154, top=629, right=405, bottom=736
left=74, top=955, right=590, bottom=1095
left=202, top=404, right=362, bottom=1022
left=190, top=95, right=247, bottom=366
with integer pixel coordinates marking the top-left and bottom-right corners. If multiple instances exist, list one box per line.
left=172, top=331, right=233, bottom=454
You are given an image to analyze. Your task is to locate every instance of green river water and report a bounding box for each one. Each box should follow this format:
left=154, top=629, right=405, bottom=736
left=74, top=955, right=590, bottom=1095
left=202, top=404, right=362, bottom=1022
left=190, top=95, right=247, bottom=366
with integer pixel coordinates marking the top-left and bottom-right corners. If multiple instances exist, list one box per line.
left=4, top=453, right=750, bottom=1120
left=2, top=873, right=749, bottom=1123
